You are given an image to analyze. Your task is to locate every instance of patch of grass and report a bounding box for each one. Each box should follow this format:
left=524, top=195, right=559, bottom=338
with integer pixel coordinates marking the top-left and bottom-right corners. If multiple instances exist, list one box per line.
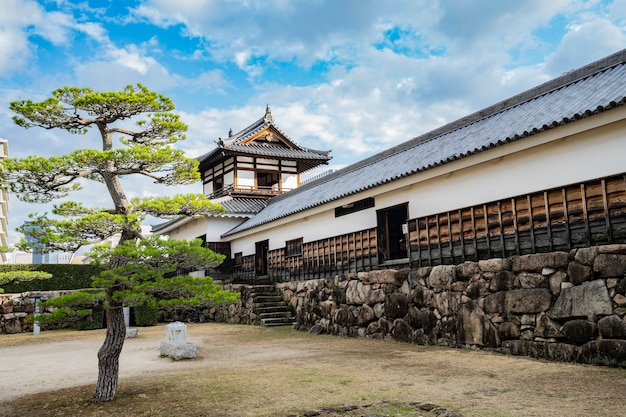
left=370, top=401, right=418, bottom=416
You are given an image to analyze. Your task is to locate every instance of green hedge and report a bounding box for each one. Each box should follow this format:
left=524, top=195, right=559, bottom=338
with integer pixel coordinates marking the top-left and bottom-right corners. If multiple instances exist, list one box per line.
left=0, top=264, right=103, bottom=292
left=77, top=310, right=106, bottom=330
left=133, top=304, right=159, bottom=326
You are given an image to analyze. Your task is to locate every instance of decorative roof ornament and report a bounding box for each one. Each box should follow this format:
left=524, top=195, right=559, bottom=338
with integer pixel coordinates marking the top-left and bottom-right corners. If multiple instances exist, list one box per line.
left=264, top=104, right=274, bottom=124
left=228, top=128, right=233, bottom=137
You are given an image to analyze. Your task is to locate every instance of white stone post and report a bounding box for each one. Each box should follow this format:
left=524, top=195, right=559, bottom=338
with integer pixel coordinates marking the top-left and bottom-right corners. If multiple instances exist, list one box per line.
left=33, top=294, right=41, bottom=336
left=160, top=321, right=196, bottom=360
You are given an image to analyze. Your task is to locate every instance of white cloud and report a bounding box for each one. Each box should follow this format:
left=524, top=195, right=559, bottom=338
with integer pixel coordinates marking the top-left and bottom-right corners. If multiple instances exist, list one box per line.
left=0, top=0, right=43, bottom=75
left=545, top=18, right=626, bottom=75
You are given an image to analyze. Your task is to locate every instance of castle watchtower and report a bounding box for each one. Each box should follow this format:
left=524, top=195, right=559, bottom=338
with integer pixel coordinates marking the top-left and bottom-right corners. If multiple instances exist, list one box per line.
left=197, top=106, right=331, bottom=201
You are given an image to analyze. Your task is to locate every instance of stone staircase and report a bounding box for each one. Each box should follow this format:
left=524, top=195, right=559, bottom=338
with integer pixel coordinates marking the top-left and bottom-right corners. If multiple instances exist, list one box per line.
left=250, top=284, right=295, bottom=327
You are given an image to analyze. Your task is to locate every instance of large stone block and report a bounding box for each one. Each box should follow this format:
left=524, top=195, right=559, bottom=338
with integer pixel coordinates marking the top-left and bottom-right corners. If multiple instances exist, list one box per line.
left=489, top=271, right=516, bottom=292
left=410, top=285, right=433, bottom=308
left=456, top=301, right=499, bottom=347
left=385, top=293, right=409, bottom=319
left=549, top=280, right=613, bottom=319
left=498, top=321, right=521, bottom=340
left=512, top=252, right=569, bottom=272
left=577, top=339, right=626, bottom=366
left=427, top=265, right=456, bottom=292
left=361, top=269, right=403, bottom=285
left=574, top=247, right=599, bottom=265
left=406, top=306, right=421, bottom=329
left=535, top=312, right=564, bottom=339
left=456, top=261, right=480, bottom=279
left=567, top=262, right=594, bottom=285
left=367, top=288, right=386, bottom=304
left=517, top=272, right=549, bottom=289
left=356, top=304, right=376, bottom=326
left=434, top=291, right=461, bottom=317
left=333, top=307, right=355, bottom=326
left=346, top=280, right=370, bottom=305
left=483, top=289, right=552, bottom=314
left=549, top=271, right=567, bottom=296
left=417, top=308, right=437, bottom=334
left=562, top=320, right=596, bottom=345
left=391, top=318, right=413, bottom=343
left=593, top=254, right=626, bottom=278
left=503, top=340, right=578, bottom=362
left=478, top=258, right=509, bottom=273
left=598, top=315, right=626, bottom=339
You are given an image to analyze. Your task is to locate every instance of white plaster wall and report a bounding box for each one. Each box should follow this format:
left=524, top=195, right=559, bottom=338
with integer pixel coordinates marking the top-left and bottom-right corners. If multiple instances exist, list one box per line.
left=165, top=218, right=207, bottom=241
left=224, top=171, right=234, bottom=187
left=237, top=170, right=254, bottom=188
left=227, top=112, right=626, bottom=256
left=282, top=173, right=298, bottom=189
left=207, top=217, right=247, bottom=241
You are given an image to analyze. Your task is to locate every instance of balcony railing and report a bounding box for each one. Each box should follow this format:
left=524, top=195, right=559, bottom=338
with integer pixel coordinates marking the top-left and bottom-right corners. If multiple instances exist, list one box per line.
left=207, top=184, right=294, bottom=200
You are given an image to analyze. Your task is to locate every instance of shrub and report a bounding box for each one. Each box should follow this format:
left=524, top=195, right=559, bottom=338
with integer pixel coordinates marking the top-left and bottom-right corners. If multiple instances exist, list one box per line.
left=76, top=310, right=106, bottom=331
left=0, top=264, right=103, bottom=292
left=134, top=304, right=159, bottom=326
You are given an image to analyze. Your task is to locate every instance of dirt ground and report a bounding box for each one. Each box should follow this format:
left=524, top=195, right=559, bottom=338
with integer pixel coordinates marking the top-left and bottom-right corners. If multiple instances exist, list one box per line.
left=1, top=323, right=625, bottom=417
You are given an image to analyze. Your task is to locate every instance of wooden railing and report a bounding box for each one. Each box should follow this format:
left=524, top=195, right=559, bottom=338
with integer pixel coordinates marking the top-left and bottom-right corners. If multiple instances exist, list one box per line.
left=207, top=184, right=293, bottom=199
left=232, top=228, right=378, bottom=282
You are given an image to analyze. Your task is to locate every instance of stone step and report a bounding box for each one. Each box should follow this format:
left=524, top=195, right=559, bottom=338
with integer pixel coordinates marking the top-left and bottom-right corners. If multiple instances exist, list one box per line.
left=249, top=293, right=280, bottom=300
left=261, top=317, right=295, bottom=327
left=255, top=305, right=291, bottom=314
left=246, top=283, right=294, bottom=327
left=253, top=295, right=283, bottom=303
left=253, top=301, right=289, bottom=309
left=259, top=311, right=293, bottom=319
left=248, top=285, right=275, bottom=292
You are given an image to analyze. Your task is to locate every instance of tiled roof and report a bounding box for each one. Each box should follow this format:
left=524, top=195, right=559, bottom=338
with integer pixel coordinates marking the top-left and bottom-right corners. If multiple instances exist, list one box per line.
left=222, top=49, right=626, bottom=237
left=151, top=197, right=266, bottom=234
left=215, top=196, right=267, bottom=215
left=220, top=143, right=331, bottom=160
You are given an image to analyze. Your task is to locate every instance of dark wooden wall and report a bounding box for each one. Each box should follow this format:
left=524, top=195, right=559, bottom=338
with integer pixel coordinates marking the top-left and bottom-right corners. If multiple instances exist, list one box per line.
left=408, top=173, right=626, bottom=266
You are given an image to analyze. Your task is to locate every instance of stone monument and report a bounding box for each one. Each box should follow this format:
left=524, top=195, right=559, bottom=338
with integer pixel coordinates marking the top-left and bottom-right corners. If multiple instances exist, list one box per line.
left=159, top=321, right=196, bottom=360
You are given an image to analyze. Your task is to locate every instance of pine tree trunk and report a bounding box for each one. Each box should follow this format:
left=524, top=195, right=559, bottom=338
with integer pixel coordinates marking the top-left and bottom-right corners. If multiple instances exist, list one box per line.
left=91, top=228, right=137, bottom=402
left=92, top=303, right=126, bottom=402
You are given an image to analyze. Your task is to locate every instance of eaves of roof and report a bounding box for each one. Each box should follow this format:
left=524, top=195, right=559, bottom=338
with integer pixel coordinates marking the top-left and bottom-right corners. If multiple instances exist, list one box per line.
left=216, top=196, right=268, bottom=215
left=219, top=143, right=331, bottom=160
left=222, top=49, right=626, bottom=238
left=152, top=197, right=265, bottom=234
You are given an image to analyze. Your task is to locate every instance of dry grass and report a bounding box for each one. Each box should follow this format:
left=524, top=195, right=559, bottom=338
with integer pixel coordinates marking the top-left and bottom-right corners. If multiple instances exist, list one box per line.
left=2, top=323, right=625, bottom=417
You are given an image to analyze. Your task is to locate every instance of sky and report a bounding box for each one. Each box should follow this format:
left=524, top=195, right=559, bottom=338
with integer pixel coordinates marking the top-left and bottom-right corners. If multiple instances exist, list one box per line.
left=1, top=0, right=626, bottom=245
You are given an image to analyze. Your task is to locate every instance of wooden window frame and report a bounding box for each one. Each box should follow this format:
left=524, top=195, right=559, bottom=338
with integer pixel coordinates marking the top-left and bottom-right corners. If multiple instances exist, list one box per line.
left=285, top=237, right=303, bottom=258
left=335, top=197, right=375, bottom=217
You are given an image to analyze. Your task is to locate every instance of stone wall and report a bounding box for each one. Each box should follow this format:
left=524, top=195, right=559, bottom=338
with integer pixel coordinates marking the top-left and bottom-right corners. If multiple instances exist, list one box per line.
left=276, top=245, right=626, bottom=366
left=5, top=246, right=626, bottom=367
left=0, top=291, right=70, bottom=334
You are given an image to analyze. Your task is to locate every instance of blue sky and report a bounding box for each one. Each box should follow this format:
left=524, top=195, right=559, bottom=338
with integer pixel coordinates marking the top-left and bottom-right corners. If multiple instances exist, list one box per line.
left=1, top=0, right=626, bottom=244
